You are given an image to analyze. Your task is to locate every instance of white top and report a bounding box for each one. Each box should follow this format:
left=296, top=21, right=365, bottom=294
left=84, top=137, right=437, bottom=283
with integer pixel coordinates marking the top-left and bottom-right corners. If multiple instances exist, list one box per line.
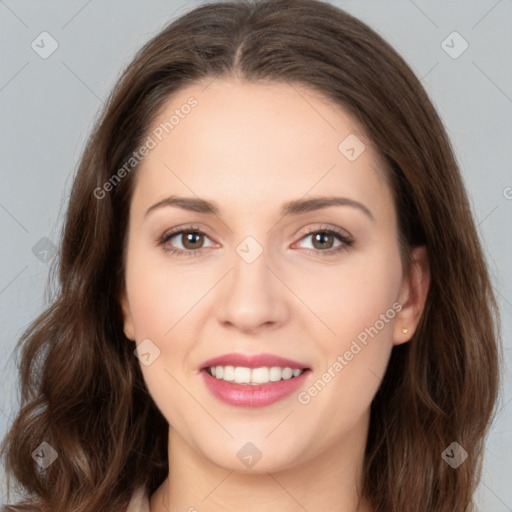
left=126, top=485, right=150, bottom=512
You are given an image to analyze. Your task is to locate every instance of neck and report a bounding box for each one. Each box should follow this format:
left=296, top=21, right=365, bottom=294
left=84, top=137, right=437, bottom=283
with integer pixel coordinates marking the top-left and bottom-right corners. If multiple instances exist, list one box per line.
left=150, top=412, right=372, bottom=512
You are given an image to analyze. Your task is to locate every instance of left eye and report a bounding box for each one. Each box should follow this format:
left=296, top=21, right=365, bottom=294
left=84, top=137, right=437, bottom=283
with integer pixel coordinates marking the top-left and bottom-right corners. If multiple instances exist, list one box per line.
left=295, top=230, right=349, bottom=251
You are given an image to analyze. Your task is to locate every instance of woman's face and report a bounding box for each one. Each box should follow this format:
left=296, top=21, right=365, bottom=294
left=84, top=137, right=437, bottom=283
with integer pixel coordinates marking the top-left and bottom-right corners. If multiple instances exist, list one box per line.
left=120, top=79, right=426, bottom=473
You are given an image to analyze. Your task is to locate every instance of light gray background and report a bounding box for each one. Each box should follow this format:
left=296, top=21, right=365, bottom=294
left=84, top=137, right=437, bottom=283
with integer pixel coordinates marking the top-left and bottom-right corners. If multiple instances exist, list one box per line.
left=1, top=0, right=511, bottom=509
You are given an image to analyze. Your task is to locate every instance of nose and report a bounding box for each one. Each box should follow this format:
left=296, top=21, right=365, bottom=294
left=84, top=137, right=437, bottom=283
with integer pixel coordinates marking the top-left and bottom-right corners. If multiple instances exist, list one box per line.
left=215, top=240, right=289, bottom=334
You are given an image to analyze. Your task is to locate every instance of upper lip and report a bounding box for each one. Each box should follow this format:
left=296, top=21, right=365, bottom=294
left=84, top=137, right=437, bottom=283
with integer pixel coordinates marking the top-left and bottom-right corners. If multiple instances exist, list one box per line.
left=200, top=353, right=311, bottom=371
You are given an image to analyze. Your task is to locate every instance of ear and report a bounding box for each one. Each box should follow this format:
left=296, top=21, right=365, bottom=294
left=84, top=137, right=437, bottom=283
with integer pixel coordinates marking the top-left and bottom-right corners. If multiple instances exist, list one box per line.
left=393, top=245, right=430, bottom=345
left=119, top=286, right=136, bottom=342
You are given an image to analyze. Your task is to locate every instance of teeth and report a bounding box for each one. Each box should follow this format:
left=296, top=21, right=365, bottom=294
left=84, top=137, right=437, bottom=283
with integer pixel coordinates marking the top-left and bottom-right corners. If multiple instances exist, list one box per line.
left=207, top=365, right=305, bottom=385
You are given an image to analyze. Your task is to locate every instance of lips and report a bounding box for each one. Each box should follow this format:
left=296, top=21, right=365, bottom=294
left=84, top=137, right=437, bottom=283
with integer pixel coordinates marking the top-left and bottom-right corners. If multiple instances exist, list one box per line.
left=201, top=367, right=311, bottom=407
left=198, top=352, right=312, bottom=407
left=199, top=352, right=311, bottom=371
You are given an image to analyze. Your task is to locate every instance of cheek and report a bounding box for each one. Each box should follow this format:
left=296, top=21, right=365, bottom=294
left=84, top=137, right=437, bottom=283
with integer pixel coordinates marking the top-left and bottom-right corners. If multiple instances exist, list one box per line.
left=124, top=246, right=179, bottom=339
left=288, top=253, right=401, bottom=457
left=297, top=245, right=402, bottom=401
left=125, top=251, right=195, bottom=419
left=124, top=232, right=205, bottom=331
left=293, top=247, right=402, bottom=341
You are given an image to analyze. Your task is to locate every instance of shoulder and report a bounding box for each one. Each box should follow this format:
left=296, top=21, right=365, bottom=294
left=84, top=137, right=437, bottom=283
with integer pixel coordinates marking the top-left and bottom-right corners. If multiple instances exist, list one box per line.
left=126, top=485, right=150, bottom=512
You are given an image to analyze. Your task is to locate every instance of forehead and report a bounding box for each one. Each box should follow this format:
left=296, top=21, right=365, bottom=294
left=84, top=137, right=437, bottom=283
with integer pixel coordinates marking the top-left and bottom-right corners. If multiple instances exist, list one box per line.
left=130, top=78, right=393, bottom=222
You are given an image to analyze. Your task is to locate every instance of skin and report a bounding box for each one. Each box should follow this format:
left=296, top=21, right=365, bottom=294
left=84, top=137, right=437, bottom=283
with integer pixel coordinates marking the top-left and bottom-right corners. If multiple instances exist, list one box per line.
left=120, top=78, right=430, bottom=512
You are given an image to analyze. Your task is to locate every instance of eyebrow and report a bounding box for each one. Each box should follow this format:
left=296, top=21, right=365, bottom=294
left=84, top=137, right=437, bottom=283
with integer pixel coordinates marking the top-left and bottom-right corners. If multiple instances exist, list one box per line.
left=144, top=195, right=374, bottom=221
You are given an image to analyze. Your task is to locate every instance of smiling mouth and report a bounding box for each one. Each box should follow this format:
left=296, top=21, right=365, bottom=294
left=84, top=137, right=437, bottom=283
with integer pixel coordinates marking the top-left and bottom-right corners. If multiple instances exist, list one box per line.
left=200, top=366, right=312, bottom=407
left=204, top=365, right=309, bottom=385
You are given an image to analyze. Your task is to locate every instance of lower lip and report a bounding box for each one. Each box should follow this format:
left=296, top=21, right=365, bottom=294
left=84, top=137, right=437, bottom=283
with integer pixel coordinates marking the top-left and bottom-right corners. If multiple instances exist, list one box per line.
left=201, top=369, right=311, bottom=407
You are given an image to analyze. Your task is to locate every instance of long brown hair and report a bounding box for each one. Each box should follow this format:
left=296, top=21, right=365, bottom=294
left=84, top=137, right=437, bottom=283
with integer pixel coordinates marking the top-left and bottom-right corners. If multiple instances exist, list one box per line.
left=1, top=1, right=502, bottom=510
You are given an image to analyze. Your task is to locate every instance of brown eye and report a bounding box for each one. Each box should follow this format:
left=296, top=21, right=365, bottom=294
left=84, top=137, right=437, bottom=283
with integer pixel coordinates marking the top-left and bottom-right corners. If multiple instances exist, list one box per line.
left=158, top=226, right=215, bottom=257
left=311, top=231, right=337, bottom=250
left=180, top=231, right=205, bottom=250
left=294, top=228, right=354, bottom=257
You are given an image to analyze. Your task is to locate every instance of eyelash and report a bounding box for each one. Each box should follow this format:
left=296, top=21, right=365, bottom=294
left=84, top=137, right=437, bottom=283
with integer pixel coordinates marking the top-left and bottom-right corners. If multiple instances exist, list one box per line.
left=157, top=224, right=355, bottom=259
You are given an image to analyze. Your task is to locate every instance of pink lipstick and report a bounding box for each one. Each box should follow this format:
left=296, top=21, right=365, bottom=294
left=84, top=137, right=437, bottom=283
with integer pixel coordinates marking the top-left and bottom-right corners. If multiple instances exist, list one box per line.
left=199, top=352, right=312, bottom=407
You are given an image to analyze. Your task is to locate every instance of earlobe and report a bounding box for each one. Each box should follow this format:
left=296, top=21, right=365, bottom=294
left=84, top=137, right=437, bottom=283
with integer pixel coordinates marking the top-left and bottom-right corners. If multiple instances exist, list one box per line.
left=393, top=245, right=430, bottom=345
left=119, top=289, right=136, bottom=341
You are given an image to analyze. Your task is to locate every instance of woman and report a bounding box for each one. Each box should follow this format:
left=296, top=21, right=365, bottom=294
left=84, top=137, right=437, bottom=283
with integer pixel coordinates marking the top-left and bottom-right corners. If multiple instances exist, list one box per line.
left=1, top=0, right=501, bottom=511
